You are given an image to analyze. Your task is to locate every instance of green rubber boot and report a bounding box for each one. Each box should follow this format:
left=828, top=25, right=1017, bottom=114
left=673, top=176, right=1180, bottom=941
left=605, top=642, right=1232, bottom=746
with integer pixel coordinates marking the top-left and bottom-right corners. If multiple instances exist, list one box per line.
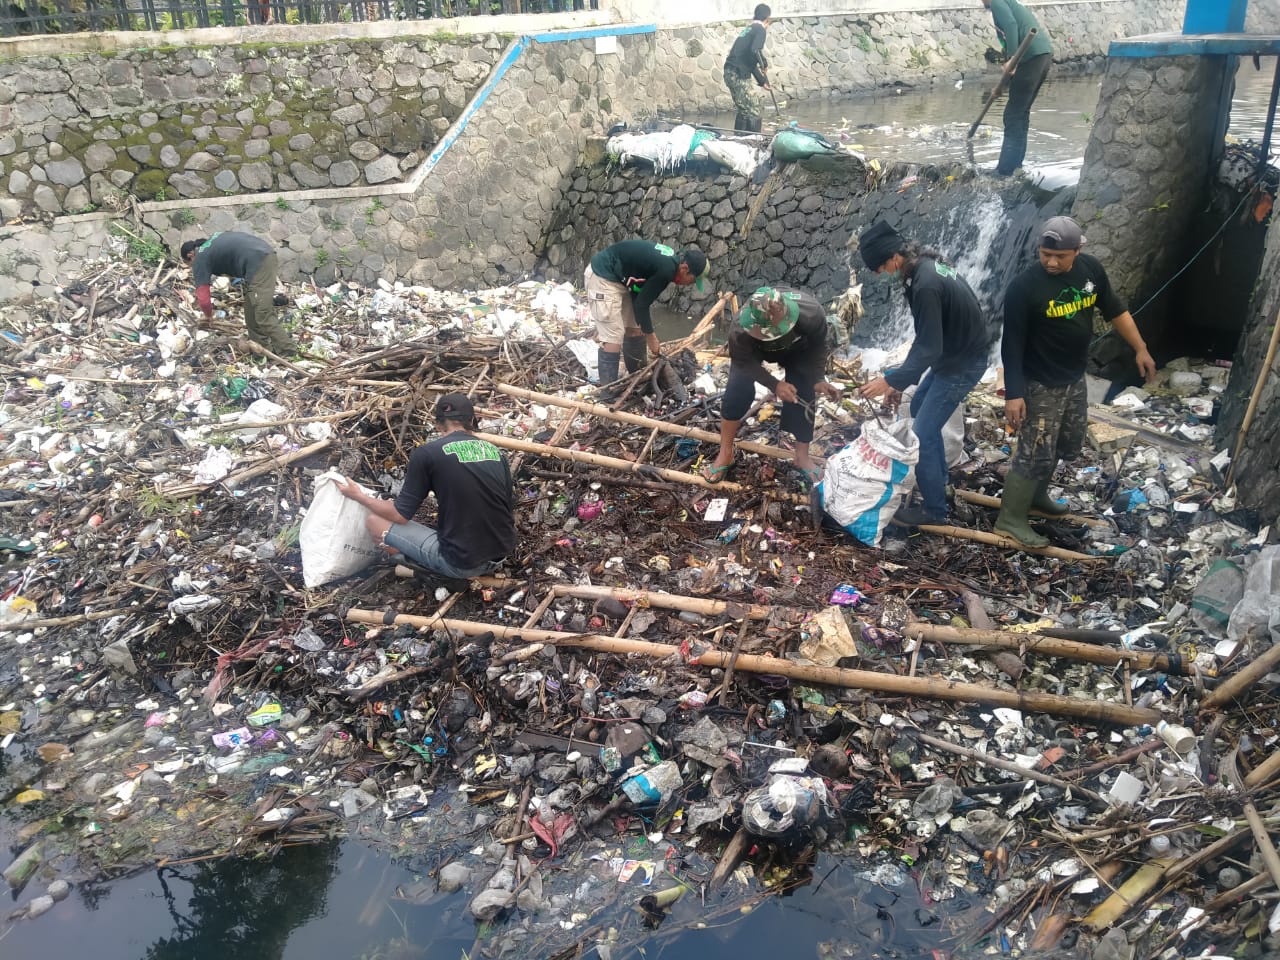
left=994, top=471, right=1050, bottom=548
left=1032, top=479, right=1070, bottom=516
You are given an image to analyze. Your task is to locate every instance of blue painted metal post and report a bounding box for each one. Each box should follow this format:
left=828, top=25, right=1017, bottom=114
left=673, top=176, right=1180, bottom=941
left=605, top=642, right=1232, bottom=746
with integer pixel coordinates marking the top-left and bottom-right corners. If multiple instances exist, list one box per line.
left=1182, top=0, right=1247, bottom=33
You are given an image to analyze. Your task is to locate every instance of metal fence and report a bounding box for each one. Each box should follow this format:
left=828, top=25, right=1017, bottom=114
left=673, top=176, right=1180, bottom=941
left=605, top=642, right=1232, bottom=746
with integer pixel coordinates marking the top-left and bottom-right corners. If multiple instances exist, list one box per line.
left=0, top=0, right=598, bottom=35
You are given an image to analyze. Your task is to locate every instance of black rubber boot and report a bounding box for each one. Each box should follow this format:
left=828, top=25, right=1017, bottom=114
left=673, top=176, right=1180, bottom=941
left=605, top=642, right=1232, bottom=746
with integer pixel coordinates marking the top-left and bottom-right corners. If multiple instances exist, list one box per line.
left=994, top=471, right=1050, bottom=548
left=597, top=347, right=620, bottom=386
left=734, top=111, right=750, bottom=133
left=1032, top=479, right=1070, bottom=516
left=622, top=335, right=648, bottom=374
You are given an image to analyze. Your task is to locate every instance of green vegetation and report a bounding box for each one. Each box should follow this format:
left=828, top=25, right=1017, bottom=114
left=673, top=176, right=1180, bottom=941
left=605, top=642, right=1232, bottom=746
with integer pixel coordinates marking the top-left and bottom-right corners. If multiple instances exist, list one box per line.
left=275, top=196, right=291, bottom=210
left=178, top=207, right=198, bottom=226
left=139, top=491, right=199, bottom=518
left=110, top=222, right=167, bottom=265
left=314, top=249, right=330, bottom=267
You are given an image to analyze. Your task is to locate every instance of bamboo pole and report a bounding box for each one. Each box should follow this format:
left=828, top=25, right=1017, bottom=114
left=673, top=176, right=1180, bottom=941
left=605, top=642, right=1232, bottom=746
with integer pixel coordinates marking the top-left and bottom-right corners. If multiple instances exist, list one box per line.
left=914, top=522, right=1099, bottom=562
left=0, top=605, right=136, bottom=633
left=969, top=27, right=1039, bottom=138
left=495, top=384, right=803, bottom=463
left=911, top=730, right=1104, bottom=803
left=483, top=432, right=808, bottom=502
left=1228, top=305, right=1280, bottom=487
left=158, top=438, right=332, bottom=498
left=1200, top=641, right=1280, bottom=710
left=1206, top=870, right=1274, bottom=912
left=344, top=610, right=1161, bottom=726
left=548, top=583, right=771, bottom=620
left=1225, top=751, right=1280, bottom=899
left=1246, top=749, right=1280, bottom=790
left=906, top=624, right=1186, bottom=674
left=954, top=489, right=1109, bottom=528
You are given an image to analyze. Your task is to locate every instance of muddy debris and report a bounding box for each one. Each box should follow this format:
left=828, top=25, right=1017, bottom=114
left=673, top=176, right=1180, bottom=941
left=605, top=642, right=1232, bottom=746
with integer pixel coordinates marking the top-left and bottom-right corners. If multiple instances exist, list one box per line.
left=0, top=247, right=1277, bottom=958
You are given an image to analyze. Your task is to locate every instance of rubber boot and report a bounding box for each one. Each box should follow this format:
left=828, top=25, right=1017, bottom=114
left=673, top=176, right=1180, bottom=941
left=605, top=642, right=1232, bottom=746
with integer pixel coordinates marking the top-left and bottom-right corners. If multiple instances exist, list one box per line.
left=734, top=111, right=750, bottom=134
left=994, top=471, right=1050, bottom=548
left=1032, top=479, right=1070, bottom=516
left=750, top=115, right=763, bottom=134
left=622, top=335, right=648, bottom=374
left=597, top=347, right=620, bottom=386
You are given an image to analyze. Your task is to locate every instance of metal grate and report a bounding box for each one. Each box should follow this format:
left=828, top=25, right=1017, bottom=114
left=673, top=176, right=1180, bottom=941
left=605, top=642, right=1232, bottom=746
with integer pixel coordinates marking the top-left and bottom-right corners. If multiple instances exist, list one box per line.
left=0, top=0, right=598, bottom=36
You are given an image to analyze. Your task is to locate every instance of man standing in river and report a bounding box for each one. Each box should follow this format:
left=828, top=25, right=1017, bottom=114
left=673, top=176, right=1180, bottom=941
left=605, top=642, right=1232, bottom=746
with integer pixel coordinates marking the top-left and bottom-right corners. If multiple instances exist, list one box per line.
left=981, top=0, right=1053, bottom=176
left=724, top=4, right=772, bottom=133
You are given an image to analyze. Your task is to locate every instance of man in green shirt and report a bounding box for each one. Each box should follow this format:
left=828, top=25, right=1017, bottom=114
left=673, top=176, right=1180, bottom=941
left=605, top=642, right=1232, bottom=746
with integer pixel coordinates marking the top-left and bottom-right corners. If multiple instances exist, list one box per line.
left=584, top=240, right=710, bottom=385
left=981, top=0, right=1053, bottom=176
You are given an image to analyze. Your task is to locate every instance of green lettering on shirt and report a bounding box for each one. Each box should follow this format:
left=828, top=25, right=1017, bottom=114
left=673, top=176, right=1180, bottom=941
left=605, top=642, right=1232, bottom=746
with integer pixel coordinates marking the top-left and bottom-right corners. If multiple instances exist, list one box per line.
left=442, top=438, right=502, bottom=464
left=653, top=243, right=675, bottom=256
left=933, top=261, right=958, bottom=280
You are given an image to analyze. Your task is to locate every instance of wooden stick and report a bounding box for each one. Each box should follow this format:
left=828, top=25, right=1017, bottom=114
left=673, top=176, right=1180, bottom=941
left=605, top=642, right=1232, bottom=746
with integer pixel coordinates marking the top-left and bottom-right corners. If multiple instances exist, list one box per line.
left=914, top=522, right=1099, bottom=562
left=912, top=731, right=1105, bottom=804
left=344, top=610, right=1161, bottom=726
left=0, top=605, right=136, bottom=633
left=969, top=27, right=1038, bottom=137
left=954, top=489, right=1109, bottom=528
left=549, top=583, right=771, bottom=620
left=1205, top=870, right=1275, bottom=912
left=158, top=439, right=332, bottom=498
left=495, top=384, right=804, bottom=463
left=710, top=828, right=750, bottom=891
left=1200, top=641, right=1280, bottom=710
left=1225, top=751, right=1280, bottom=897
left=1228, top=304, right=1280, bottom=487
left=905, top=624, right=1186, bottom=674
left=482, top=432, right=807, bottom=502
left=1246, top=749, right=1280, bottom=790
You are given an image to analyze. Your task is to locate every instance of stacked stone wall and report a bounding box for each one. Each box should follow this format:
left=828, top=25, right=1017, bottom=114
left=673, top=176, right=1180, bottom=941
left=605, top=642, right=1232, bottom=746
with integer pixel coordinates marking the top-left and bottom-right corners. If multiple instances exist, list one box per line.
left=0, top=37, right=504, bottom=220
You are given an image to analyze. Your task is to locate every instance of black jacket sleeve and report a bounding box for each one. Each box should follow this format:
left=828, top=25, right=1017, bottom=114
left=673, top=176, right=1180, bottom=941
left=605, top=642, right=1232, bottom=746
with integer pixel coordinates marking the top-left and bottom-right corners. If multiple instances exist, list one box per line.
left=885, top=284, right=945, bottom=391
left=1001, top=277, right=1030, bottom=401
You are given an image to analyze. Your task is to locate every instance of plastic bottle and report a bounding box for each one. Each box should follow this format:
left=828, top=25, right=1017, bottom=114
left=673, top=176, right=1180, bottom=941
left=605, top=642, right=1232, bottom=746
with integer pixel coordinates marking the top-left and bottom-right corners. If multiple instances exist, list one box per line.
left=1147, top=834, right=1171, bottom=857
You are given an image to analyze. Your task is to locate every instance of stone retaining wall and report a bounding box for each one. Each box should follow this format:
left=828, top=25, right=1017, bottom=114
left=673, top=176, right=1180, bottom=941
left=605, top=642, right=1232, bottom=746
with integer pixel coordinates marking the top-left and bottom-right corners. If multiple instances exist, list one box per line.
left=0, top=37, right=504, bottom=220
left=537, top=156, right=1060, bottom=349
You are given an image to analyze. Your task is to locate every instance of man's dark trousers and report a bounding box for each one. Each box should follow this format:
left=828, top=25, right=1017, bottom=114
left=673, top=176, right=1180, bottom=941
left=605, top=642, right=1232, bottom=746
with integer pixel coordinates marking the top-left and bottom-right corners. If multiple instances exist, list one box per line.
left=997, top=52, right=1051, bottom=175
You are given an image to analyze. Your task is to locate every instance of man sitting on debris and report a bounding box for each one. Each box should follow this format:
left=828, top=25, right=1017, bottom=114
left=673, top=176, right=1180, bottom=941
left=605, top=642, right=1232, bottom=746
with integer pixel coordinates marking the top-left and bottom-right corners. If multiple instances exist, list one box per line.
left=998, top=216, right=1156, bottom=547
left=335, top=393, right=516, bottom=582
left=701, top=286, right=841, bottom=485
left=724, top=4, right=772, bottom=133
left=584, top=240, right=710, bottom=386
left=180, top=232, right=296, bottom=356
left=856, top=220, right=992, bottom=526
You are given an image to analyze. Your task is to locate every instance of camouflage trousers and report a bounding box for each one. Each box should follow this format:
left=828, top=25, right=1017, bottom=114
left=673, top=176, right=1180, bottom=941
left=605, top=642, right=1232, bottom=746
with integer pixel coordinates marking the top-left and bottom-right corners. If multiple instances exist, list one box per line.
left=723, top=66, right=760, bottom=125
left=1009, top=378, right=1088, bottom=480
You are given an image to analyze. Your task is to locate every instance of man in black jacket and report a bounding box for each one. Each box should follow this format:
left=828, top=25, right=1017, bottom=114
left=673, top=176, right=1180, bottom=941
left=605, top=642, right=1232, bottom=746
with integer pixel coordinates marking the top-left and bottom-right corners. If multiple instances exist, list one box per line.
left=701, top=286, right=840, bottom=485
left=584, top=240, right=709, bottom=385
left=857, top=220, right=992, bottom=525
left=724, top=4, right=772, bottom=133
left=998, top=217, right=1156, bottom=546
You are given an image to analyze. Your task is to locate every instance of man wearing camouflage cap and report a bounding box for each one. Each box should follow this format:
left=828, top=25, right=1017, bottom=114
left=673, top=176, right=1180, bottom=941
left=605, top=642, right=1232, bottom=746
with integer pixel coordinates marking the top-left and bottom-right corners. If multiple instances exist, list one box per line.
left=700, top=286, right=840, bottom=485
left=997, top=216, right=1156, bottom=547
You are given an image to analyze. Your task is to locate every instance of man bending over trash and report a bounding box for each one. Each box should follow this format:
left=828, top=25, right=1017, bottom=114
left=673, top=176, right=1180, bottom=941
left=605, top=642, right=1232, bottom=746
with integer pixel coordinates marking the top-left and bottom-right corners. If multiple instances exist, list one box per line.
left=856, top=220, right=992, bottom=526
left=701, top=286, right=840, bottom=486
left=180, top=232, right=296, bottom=356
left=336, top=393, right=516, bottom=582
left=998, top=216, right=1156, bottom=547
left=584, top=240, right=709, bottom=385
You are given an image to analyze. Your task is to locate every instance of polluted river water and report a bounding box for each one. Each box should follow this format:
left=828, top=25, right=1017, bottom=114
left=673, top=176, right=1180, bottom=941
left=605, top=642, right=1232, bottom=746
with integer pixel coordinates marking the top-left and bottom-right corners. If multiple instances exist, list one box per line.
left=2, top=59, right=1279, bottom=960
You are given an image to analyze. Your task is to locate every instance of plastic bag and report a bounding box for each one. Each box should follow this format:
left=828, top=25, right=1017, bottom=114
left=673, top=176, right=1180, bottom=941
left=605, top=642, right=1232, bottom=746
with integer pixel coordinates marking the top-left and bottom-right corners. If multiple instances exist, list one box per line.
left=1190, top=558, right=1245, bottom=634
left=741, top=758, right=833, bottom=839
left=817, top=419, right=919, bottom=546
left=1228, top=545, right=1280, bottom=643
left=299, top=472, right=382, bottom=588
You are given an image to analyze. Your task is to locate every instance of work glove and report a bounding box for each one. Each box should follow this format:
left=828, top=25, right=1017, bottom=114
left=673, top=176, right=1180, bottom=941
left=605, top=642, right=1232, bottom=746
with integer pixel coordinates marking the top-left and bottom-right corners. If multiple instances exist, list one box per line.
left=984, top=46, right=1005, bottom=64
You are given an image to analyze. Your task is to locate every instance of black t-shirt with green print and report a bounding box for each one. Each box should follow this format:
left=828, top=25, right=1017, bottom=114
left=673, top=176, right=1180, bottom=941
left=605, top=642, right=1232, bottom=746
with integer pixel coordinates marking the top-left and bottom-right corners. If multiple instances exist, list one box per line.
left=394, top=430, right=516, bottom=568
left=1001, top=252, right=1127, bottom=400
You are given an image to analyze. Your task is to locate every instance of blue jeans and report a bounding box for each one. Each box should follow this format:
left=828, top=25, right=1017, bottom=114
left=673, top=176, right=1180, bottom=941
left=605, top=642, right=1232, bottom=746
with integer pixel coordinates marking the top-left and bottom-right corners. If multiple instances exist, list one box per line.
left=383, top=521, right=501, bottom=579
left=909, top=357, right=987, bottom=517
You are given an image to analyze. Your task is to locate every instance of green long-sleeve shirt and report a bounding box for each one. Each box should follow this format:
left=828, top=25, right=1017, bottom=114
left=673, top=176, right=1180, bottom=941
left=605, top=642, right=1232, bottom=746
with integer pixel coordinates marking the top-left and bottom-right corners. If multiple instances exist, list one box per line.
left=988, top=0, right=1052, bottom=60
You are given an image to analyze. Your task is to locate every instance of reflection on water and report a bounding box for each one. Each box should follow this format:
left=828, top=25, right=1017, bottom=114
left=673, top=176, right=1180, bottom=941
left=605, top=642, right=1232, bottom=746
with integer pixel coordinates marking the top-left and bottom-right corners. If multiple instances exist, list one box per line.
left=0, top=837, right=956, bottom=960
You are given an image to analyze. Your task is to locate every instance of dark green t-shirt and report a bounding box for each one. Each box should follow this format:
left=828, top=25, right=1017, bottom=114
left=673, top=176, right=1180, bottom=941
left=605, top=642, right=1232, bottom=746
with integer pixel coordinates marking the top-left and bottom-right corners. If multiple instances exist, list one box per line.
left=589, top=239, right=681, bottom=333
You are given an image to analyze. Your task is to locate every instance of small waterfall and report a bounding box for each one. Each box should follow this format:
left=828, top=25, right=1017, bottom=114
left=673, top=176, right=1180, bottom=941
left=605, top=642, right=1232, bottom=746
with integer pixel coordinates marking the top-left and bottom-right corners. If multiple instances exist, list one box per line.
left=850, top=182, right=1068, bottom=352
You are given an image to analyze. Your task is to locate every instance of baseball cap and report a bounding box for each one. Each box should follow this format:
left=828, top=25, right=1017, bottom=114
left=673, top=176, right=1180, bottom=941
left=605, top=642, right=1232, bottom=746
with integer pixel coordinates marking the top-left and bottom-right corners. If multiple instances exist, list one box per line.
left=1039, top=216, right=1085, bottom=250
left=434, top=392, right=476, bottom=425
left=739, top=287, right=800, bottom=341
left=682, top=248, right=709, bottom=292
